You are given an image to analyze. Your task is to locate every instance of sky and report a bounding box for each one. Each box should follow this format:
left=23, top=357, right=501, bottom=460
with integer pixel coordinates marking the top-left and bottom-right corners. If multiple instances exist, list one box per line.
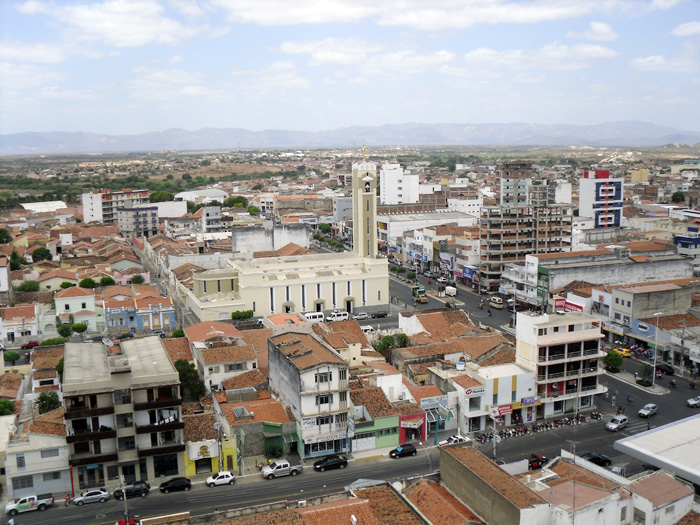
left=1, top=0, right=700, bottom=136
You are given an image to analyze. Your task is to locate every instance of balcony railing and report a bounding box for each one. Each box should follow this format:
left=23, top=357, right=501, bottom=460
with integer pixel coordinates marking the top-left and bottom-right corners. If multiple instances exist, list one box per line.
left=137, top=441, right=186, bottom=458
left=67, top=428, right=117, bottom=444
left=133, top=397, right=182, bottom=411
left=70, top=452, right=119, bottom=467
left=537, top=367, right=601, bottom=382
left=135, top=420, right=184, bottom=435
left=64, top=405, right=115, bottom=420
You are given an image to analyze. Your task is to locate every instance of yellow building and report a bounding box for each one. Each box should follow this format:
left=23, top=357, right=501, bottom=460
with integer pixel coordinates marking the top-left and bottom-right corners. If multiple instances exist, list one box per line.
left=629, top=168, right=650, bottom=183
left=183, top=412, right=238, bottom=476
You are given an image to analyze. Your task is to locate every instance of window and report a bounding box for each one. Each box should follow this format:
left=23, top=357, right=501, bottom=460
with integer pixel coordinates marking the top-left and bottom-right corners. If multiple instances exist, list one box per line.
left=81, top=302, right=87, bottom=309
left=620, top=507, right=627, bottom=522
left=665, top=505, right=675, bottom=515
left=41, top=449, right=59, bottom=458
left=107, top=465, right=119, bottom=480
left=315, top=372, right=331, bottom=383
left=553, top=326, right=559, bottom=333
left=614, top=313, right=621, bottom=320
left=512, top=391, right=517, bottom=403
left=227, top=363, right=244, bottom=372
left=43, top=472, right=61, bottom=481
left=118, top=436, right=136, bottom=451
left=633, top=508, right=646, bottom=524
left=64, top=304, right=70, bottom=311
left=316, top=416, right=330, bottom=425
left=316, top=394, right=332, bottom=405
left=16, top=455, right=25, bottom=470
left=116, top=413, right=134, bottom=429
left=492, top=394, right=498, bottom=405
left=12, top=476, right=33, bottom=490
left=627, top=301, right=631, bottom=307
left=553, top=400, right=564, bottom=413
left=568, top=324, right=575, bottom=332
left=114, top=389, right=131, bottom=405
left=615, top=298, right=619, bottom=304
left=538, top=328, right=546, bottom=336
left=286, top=286, right=290, bottom=301
left=339, top=391, right=347, bottom=402
left=339, top=369, right=347, bottom=380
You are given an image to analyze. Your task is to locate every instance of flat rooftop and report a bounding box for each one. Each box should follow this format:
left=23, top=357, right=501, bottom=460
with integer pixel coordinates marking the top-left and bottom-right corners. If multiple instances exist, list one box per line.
left=120, top=336, right=179, bottom=383
left=377, top=211, right=475, bottom=222
left=64, top=342, right=110, bottom=387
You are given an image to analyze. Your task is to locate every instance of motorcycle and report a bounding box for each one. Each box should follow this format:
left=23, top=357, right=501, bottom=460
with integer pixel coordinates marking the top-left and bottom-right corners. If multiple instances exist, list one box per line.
left=690, top=381, right=696, bottom=389
left=669, top=379, right=677, bottom=388
left=487, top=310, right=492, bottom=317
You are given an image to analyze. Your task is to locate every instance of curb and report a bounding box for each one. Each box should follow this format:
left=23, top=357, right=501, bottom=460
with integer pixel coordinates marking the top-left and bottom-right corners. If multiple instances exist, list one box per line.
left=354, top=455, right=383, bottom=462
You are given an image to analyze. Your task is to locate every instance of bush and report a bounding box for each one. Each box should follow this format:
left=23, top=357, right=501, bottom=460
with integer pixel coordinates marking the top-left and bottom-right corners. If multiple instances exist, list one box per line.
left=57, top=324, right=73, bottom=338
left=131, top=275, right=145, bottom=285
left=35, top=391, right=61, bottom=414
left=232, top=310, right=254, bottom=320
left=100, top=276, right=115, bottom=286
left=0, top=400, right=16, bottom=416
left=171, top=328, right=184, bottom=338
left=41, top=337, right=68, bottom=346
left=16, top=280, right=39, bottom=292
left=79, top=277, right=97, bottom=289
left=636, top=380, right=653, bottom=387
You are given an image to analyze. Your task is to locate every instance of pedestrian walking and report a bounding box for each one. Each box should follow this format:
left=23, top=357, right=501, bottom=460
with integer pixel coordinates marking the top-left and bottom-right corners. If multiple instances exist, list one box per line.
left=617, top=406, right=621, bottom=415
left=605, top=392, right=609, bottom=403
left=647, top=422, right=651, bottom=431
left=622, top=407, right=625, bottom=415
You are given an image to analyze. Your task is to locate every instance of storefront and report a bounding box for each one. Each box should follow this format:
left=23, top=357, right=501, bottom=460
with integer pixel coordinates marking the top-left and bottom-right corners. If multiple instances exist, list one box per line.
left=398, top=413, right=427, bottom=444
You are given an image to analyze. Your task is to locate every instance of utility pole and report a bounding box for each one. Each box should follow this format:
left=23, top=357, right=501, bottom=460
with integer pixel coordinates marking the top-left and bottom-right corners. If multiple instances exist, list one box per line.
left=120, top=475, right=129, bottom=525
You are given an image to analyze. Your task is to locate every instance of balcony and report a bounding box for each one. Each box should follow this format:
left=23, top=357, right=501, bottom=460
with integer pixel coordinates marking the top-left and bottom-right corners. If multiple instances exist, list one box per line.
left=65, top=405, right=115, bottom=420
left=137, top=441, right=186, bottom=458
left=70, top=452, right=119, bottom=467
left=539, top=383, right=605, bottom=403
left=67, top=428, right=117, bottom=444
left=536, top=366, right=602, bottom=383
left=537, top=348, right=604, bottom=363
left=134, top=397, right=182, bottom=411
left=135, top=419, right=184, bottom=435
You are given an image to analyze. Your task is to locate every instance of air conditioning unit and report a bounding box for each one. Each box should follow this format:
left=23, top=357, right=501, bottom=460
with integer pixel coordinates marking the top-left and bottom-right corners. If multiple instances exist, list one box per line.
left=298, top=500, right=307, bottom=508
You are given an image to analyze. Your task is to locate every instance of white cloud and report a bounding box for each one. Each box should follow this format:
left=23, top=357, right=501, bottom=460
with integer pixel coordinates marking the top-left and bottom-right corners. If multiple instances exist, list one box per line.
left=361, top=50, right=455, bottom=77
left=129, top=65, right=216, bottom=100
left=0, top=62, right=66, bottom=91
left=16, top=0, right=207, bottom=48
left=567, top=21, right=618, bottom=41
left=463, top=43, right=616, bottom=72
left=230, top=61, right=311, bottom=94
left=170, top=55, right=183, bottom=64
left=0, top=40, right=67, bottom=63
left=672, top=21, right=700, bottom=37
left=629, top=54, right=699, bottom=73
left=280, top=38, right=384, bottom=66
left=35, top=86, right=104, bottom=100
left=209, top=0, right=378, bottom=26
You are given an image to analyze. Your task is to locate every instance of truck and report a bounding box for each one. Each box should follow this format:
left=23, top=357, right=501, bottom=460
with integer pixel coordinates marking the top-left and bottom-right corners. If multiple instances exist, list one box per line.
left=261, top=459, right=303, bottom=480
left=445, top=286, right=457, bottom=297
left=5, top=494, right=55, bottom=516
left=410, top=285, right=428, bottom=303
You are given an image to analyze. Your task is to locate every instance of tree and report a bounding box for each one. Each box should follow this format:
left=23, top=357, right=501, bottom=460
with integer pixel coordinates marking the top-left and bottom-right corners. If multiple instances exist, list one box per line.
left=174, top=359, right=206, bottom=399
left=72, top=323, right=87, bottom=338
left=60, top=281, right=76, bottom=289
left=639, top=363, right=654, bottom=383
left=247, top=205, right=260, bottom=216
left=16, top=280, right=39, bottom=292
left=149, top=191, right=174, bottom=203
left=396, top=267, right=407, bottom=278
left=0, top=399, right=16, bottom=416
left=131, top=274, right=145, bottom=285
left=79, top=277, right=97, bottom=289
left=4, top=351, right=20, bottom=366
left=56, top=357, right=64, bottom=382
left=0, top=228, right=12, bottom=244
left=406, top=271, right=416, bottom=281
left=223, top=196, right=248, bottom=208
left=672, top=191, right=686, bottom=203
left=602, top=350, right=623, bottom=372
left=389, top=265, right=398, bottom=274
left=35, top=391, right=61, bottom=414
left=32, top=247, right=52, bottom=262
left=100, top=276, right=115, bottom=286
left=252, top=183, right=263, bottom=191
left=9, top=250, right=23, bottom=271
left=57, top=324, right=73, bottom=338
left=318, top=223, right=331, bottom=235
left=396, top=333, right=409, bottom=348
left=171, top=328, right=184, bottom=338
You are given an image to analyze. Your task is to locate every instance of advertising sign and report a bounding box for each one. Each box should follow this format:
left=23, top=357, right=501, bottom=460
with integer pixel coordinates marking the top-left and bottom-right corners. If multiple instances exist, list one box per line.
left=465, top=386, right=486, bottom=398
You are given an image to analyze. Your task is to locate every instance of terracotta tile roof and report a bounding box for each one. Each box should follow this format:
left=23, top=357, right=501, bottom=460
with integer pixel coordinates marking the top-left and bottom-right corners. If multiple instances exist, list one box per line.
left=183, top=412, right=218, bottom=442
left=360, top=349, right=384, bottom=359
left=350, top=387, right=399, bottom=418
left=639, top=312, right=700, bottom=330
left=213, top=392, right=227, bottom=405
left=323, top=320, right=370, bottom=348
left=538, top=479, right=612, bottom=510
left=675, top=510, right=700, bottom=525
left=54, top=286, right=95, bottom=299
left=393, top=402, right=424, bottom=416
left=354, top=486, right=423, bottom=525
left=37, top=268, right=77, bottom=282
left=371, top=362, right=401, bottom=376
left=201, top=344, right=256, bottom=365
left=443, top=447, right=545, bottom=510
left=239, top=328, right=272, bottom=352
left=1, top=304, right=36, bottom=321
left=547, top=459, right=620, bottom=490
left=407, top=385, right=443, bottom=402
left=134, top=295, right=173, bottom=308
left=627, top=470, right=694, bottom=508
left=102, top=285, right=134, bottom=298
left=184, top=321, right=242, bottom=343
left=270, top=332, right=345, bottom=370
left=221, top=369, right=267, bottom=391
left=162, top=338, right=193, bottom=363
left=0, top=373, right=23, bottom=399
left=33, top=370, right=56, bottom=380
left=28, top=407, right=65, bottom=436
left=34, top=385, right=60, bottom=392
left=266, top=313, right=306, bottom=325
left=222, top=397, right=291, bottom=426
left=221, top=509, right=302, bottom=524
left=403, top=479, right=484, bottom=524
left=625, top=241, right=671, bottom=252
left=406, top=361, right=436, bottom=378
left=536, top=248, right=611, bottom=260
left=478, top=349, right=516, bottom=366
left=322, top=331, right=361, bottom=349
left=411, top=309, right=482, bottom=342
left=295, top=498, right=377, bottom=525
left=397, top=333, right=510, bottom=363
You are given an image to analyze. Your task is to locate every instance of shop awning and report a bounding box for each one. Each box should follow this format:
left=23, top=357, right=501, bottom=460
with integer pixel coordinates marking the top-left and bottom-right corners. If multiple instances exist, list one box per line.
left=283, top=433, right=297, bottom=443
left=425, top=407, right=455, bottom=423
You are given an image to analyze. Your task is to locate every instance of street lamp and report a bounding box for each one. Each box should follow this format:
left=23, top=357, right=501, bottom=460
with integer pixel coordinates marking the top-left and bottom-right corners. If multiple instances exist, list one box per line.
left=418, top=441, right=432, bottom=472
left=652, top=312, right=662, bottom=386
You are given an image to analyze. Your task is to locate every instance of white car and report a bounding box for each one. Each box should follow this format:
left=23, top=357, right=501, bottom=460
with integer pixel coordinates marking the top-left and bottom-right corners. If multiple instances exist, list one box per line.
left=439, top=434, right=468, bottom=446
left=72, top=488, right=110, bottom=505
left=638, top=403, right=658, bottom=418
left=206, top=471, right=235, bottom=487
left=605, top=415, right=628, bottom=432
left=436, top=276, right=448, bottom=283
left=353, top=312, right=369, bottom=321
left=688, top=396, right=700, bottom=408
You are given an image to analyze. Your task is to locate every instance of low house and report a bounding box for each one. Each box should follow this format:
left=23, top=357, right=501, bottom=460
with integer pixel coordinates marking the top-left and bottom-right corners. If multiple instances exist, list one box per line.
left=54, top=286, right=100, bottom=332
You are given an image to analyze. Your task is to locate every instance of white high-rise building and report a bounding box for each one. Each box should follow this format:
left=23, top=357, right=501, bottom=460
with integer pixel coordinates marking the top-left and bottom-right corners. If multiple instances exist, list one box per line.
left=379, top=164, right=419, bottom=205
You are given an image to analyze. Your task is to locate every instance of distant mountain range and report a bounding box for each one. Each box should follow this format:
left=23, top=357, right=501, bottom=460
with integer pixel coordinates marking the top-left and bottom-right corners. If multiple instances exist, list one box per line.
left=2, top=121, right=700, bottom=155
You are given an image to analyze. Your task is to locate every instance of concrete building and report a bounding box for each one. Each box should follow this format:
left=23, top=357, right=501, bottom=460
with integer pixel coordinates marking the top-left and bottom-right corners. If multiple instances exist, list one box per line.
left=54, top=286, right=100, bottom=332
left=579, top=170, right=624, bottom=229
left=63, top=337, right=184, bottom=490
left=118, top=204, right=159, bottom=239
left=200, top=206, right=222, bottom=234
left=379, top=163, right=419, bottom=205
left=610, top=282, right=691, bottom=329
left=515, top=311, right=606, bottom=418
left=447, top=192, right=483, bottom=218
left=332, top=196, right=353, bottom=224
left=673, top=226, right=700, bottom=259
left=231, top=222, right=309, bottom=259
left=353, top=160, right=379, bottom=258
left=82, top=189, right=149, bottom=224
left=268, top=332, right=352, bottom=459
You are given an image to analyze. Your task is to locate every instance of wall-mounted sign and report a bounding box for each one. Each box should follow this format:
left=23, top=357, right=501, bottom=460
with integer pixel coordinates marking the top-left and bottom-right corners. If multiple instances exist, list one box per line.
left=465, top=386, right=486, bottom=398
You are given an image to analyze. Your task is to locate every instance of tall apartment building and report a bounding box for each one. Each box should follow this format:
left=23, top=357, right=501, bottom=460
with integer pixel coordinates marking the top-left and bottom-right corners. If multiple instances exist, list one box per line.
left=479, top=163, right=572, bottom=293
left=118, top=204, right=159, bottom=239
left=515, top=311, right=607, bottom=418
left=268, top=332, right=351, bottom=459
left=579, top=170, right=624, bottom=228
left=82, top=189, right=149, bottom=224
left=200, top=206, right=222, bottom=233
left=63, top=337, right=184, bottom=490
left=379, top=163, right=419, bottom=205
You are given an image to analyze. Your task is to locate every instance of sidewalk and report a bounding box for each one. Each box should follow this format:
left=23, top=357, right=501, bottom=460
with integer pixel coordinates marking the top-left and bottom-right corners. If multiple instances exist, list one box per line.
left=604, top=369, right=668, bottom=397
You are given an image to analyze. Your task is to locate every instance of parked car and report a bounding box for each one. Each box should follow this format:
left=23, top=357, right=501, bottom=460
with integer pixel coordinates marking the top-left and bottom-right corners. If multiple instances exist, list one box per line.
left=581, top=453, right=612, bottom=467
left=150, top=329, right=165, bottom=338
left=352, top=312, right=369, bottom=321
left=687, top=396, right=700, bottom=407
left=158, top=477, right=191, bottom=494
left=389, top=444, right=417, bottom=458
left=528, top=454, right=548, bottom=470
left=113, top=481, right=150, bottom=500
left=72, top=488, right=110, bottom=506
left=5, top=494, right=54, bottom=516
left=423, top=270, right=433, bottom=278
left=613, top=347, right=631, bottom=358
left=116, top=332, right=134, bottom=340
left=438, top=434, right=468, bottom=446
left=20, top=341, right=39, bottom=350
left=656, top=363, right=674, bottom=375
left=261, top=459, right=303, bottom=479
left=313, top=454, right=348, bottom=472
left=605, top=415, right=629, bottom=432
left=638, top=403, right=658, bottom=418
left=372, top=311, right=388, bottom=319
left=436, top=276, right=448, bottom=283
left=206, top=471, right=235, bottom=487
left=0, top=343, right=5, bottom=351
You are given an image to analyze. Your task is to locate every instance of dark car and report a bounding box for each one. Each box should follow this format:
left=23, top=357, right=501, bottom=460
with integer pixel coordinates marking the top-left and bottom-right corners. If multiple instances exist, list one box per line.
left=116, top=332, right=135, bottom=340
left=656, top=363, right=674, bottom=375
left=114, top=481, right=150, bottom=500
left=159, top=477, right=191, bottom=494
left=581, top=452, right=612, bottom=467
left=372, top=311, right=388, bottom=319
left=389, top=444, right=417, bottom=458
left=20, top=341, right=39, bottom=350
left=528, top=454, right=548, bottom=470
left=313, top=454, right=348, bottom=472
